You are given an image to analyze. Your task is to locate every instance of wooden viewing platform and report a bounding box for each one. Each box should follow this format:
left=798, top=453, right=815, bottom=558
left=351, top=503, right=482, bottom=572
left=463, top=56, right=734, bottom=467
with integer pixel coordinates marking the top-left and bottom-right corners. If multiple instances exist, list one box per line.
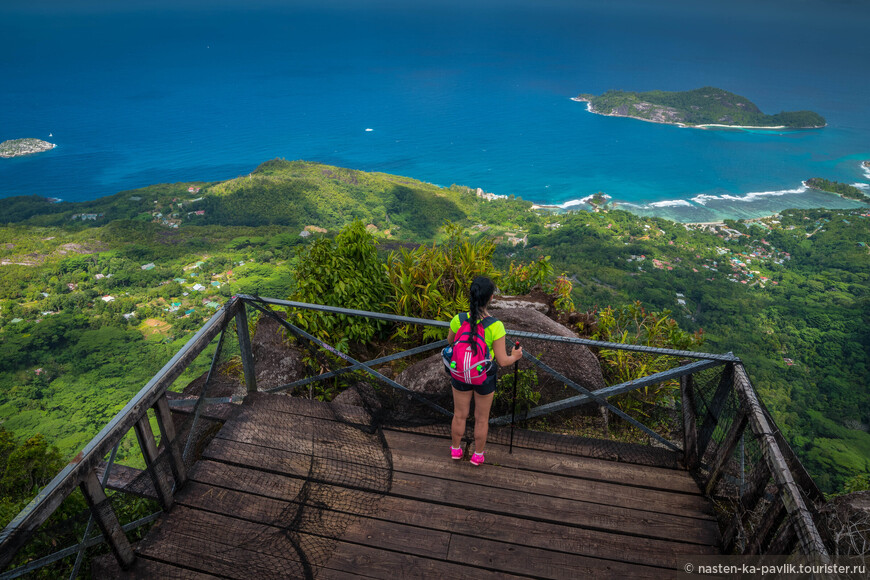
left=96, top=392, right=720, bottom=579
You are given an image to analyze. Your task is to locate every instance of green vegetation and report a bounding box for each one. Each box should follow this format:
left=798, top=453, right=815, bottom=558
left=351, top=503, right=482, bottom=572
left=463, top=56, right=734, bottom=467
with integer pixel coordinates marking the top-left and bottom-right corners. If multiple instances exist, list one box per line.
left=587, top=87, right=826, bottom=128
left=0, top=160, right=867, bottom=508
left=0, top=138, right=56, bottom=159
left=806, top=178, right=869, bottom=202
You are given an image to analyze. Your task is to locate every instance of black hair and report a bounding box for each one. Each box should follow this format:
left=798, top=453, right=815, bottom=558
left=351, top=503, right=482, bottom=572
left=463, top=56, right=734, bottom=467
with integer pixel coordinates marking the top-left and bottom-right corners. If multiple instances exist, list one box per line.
left=468, top=276, right=495, bottom=353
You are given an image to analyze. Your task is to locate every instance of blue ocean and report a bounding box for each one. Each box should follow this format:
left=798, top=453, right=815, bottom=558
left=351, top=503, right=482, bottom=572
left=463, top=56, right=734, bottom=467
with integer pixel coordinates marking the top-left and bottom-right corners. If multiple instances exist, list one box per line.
left=2, top=0, right=869, bottom=222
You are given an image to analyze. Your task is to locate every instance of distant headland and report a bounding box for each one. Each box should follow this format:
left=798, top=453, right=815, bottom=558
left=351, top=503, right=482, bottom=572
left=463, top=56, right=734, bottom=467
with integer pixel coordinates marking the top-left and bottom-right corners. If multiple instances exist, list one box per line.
left=573, top=87, right=826, bottom=129
left=0, top=138, right=56, bottom=159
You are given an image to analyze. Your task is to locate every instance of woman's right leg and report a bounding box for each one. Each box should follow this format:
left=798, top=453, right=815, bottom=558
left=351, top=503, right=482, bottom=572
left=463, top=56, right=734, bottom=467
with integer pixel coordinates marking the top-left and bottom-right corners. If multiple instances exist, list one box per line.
left=451, top=387, right=473, bottom=448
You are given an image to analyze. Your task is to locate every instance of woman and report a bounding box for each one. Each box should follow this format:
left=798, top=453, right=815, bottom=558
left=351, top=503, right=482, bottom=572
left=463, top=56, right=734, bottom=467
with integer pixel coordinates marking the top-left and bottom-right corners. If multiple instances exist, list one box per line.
left=446, top=276, right=522, bottom=466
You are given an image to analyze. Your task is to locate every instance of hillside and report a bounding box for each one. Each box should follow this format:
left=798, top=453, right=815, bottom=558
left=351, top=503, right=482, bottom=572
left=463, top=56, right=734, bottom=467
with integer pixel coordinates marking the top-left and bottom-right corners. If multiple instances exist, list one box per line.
left=0, top=162, right=868, bottom=497
left=580, top=87, right=826, bottom=128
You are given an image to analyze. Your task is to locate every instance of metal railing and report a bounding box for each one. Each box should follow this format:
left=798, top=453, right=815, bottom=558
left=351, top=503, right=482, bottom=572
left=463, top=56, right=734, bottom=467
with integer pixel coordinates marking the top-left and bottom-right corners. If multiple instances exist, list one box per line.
left=0, top=295, right=831, bottom=577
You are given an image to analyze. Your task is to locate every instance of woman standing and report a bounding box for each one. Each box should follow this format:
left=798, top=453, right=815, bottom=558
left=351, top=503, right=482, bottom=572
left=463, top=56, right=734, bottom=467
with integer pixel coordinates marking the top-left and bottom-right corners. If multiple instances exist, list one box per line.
left=446, top=276, right=522, bottom=465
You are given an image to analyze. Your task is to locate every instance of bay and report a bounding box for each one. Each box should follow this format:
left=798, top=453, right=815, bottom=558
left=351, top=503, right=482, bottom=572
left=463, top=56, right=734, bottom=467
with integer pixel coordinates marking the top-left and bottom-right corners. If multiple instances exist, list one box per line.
left=1, top=0, right=868, bottom=221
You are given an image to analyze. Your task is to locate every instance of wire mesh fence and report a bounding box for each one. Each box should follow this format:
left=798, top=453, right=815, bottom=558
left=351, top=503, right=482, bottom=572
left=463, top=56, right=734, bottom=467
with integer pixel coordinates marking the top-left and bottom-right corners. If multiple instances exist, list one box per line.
left=0, top=295, right=833, bottom=578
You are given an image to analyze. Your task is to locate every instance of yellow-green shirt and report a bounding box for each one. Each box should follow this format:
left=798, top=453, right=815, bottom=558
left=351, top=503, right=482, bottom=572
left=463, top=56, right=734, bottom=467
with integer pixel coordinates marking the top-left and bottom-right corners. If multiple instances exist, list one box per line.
left=450, top=313, right=506, bottom=355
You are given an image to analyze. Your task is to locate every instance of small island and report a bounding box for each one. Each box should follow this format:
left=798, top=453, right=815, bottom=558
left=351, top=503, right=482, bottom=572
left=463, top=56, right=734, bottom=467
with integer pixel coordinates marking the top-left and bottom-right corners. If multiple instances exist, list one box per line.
left=805, top=178, right=869, bottom=202
left=573, top=87, right=826, bottom=129
left=0, top=138, right=57, bottom=159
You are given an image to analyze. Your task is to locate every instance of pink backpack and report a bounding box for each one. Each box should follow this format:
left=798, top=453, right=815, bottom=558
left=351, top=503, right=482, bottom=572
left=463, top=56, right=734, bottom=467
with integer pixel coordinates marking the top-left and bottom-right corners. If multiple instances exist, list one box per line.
left=444, top=313, right=496, bottom=385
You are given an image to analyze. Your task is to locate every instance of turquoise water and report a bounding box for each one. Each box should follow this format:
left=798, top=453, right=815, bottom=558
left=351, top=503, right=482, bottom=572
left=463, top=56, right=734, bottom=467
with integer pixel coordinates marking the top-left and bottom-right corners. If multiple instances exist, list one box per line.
left=1, top=0, right=868, bottom=221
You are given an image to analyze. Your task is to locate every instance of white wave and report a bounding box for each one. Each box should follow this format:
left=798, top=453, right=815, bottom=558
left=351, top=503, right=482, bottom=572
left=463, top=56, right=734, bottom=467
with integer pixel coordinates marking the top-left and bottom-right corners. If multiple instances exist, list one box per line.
left=558, top=199, right=587, bottom=209
left=691, top=194, right=718, bottom=206
left=851, top=182, right=869, bottom=190
left=648, top=199, right=692, bottom=208
left=365, top=128, right=374, bottom=132
left=692, top=185, right=808, bottom=205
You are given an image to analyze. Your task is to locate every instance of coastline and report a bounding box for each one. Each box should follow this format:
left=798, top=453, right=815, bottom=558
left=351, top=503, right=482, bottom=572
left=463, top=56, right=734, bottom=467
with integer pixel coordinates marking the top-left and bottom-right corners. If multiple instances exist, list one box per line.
left=572, top=97, right=823, bottom=130
left=531, top=179, right=868, bottom=224
left=0, top=139, right=57, bottom=159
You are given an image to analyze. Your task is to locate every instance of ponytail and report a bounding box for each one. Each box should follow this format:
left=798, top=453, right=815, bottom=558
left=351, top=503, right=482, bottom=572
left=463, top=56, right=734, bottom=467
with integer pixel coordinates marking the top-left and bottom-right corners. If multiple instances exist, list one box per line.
left=467, top=276, right=495, bottom=354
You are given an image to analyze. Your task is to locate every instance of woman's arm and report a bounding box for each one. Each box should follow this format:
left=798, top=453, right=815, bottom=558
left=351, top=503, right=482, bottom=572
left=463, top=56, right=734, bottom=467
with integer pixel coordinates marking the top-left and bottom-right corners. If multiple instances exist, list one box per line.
left=447, top=329, right=456, bottom=344
left=492, top=336, right=522, bottom=367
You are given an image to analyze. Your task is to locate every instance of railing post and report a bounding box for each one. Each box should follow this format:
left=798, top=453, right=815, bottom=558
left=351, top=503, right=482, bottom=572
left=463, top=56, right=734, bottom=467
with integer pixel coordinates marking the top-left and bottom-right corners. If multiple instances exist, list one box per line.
left=133, top=415, right=174, bottom=511
left=153, top=393, right=187, bottom=488
left=680, top=369, right=699, bottom=471
left=235, top=300, right=257, bottom=394
left=697, top=362, right=735, bottom=458
left=704, top=409, right=748, bottom=495
left=744, top=499, right=787, bottom=555
left=79, top=469, right=135, bottom=569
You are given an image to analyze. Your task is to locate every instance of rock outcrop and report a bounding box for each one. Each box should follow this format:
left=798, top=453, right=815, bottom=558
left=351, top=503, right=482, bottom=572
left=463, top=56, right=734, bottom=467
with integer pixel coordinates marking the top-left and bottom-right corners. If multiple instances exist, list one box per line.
left=0, top=138, right=56, bottom=158
left=394, top=304, right=606, bottom=404
left=250, top=312, right=307, bottom=390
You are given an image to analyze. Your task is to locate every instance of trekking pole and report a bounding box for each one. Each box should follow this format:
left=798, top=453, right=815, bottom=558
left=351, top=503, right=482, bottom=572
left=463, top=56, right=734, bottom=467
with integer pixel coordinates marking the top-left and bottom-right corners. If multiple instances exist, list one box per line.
left=509, top=341, right=520, bottom=454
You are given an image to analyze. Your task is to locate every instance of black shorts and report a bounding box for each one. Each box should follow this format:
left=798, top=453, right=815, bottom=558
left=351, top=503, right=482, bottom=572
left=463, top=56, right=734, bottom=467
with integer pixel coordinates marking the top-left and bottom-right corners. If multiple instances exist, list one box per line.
left=451, top=367, right=497, bottom=396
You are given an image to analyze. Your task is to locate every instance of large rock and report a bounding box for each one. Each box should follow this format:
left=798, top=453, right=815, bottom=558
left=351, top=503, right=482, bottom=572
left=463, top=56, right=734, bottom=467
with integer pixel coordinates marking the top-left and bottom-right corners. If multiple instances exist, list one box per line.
left=251, top=312, right=307, bottom=390
left=491, top=307, right=606, bottom=395
left=395, top=352, right=452, bottom=395
left=393, top=306, right=606, bottom=400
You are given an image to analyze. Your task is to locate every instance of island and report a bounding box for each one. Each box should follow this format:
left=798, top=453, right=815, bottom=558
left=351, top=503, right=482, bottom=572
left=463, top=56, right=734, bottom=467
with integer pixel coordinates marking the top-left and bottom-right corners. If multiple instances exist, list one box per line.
left=0, top=138, right=56, bottom=158
left=573, top=87, right=826, bottom=129
left=805, top=177, right=869, bottom=202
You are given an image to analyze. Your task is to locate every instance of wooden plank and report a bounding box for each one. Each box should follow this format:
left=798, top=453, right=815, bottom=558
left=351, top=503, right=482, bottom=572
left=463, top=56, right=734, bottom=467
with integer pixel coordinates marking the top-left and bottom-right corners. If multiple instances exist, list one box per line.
left=208, top=422, right=713, bottom=525
left=91, top=552, right=221, bottom=579
left=384, top=432, right=714, bottom=520
left=213, top=411, right=704, bottom=517
left=80, top=469, right=135, bottom=570
left=202, top=438, right=391, bottom=493
left=220, top=405, right=699, bottom=496
left=244, top=390, right=371, bottom=424
left=135, top=520, right=308, bottom=579
left=448, top=535, right=669, bottom=580
left=175, top=479, right=718, bottom=570
left=386, top=428, right=702, bottom=495
left=216, top=410, right=389, bottom=466
left=394, top=469, right=719, bottom=545
left=188, top=460, right=307, bottom=502
left=246, top=392, right=683, bottom=470
left=139, top=505, right=509, bottom=580
left=322, top=542, right=529, bottom=580
left=389, top=421, right=684, bottom=469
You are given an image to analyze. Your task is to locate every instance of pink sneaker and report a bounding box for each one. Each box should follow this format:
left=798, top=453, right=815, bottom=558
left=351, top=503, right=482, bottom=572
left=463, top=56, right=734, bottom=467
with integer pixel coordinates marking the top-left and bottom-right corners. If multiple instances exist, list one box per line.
left=450, top=446, right=463, bottom=460
left=470, top=451, right=485, bottom=466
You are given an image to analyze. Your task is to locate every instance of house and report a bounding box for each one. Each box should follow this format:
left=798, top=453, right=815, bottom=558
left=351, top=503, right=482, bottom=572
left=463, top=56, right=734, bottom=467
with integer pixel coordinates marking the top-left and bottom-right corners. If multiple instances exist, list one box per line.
left=192, top=284, right=206, bottom=292
left=188, top=186, right=201, bottom=193
left=141, top=263, right=156, bottom=271
left=123, top=312, right=136, bottom=320
left=102, top=295, right=115, bottom=302
left=194, top=210, right=205, bottom=216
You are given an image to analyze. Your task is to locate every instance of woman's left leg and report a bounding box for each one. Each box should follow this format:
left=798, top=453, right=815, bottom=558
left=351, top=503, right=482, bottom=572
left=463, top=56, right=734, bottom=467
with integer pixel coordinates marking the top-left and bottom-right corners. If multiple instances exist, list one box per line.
left=472, top=390, right=495, bottom=453
left=451, top=387, right=473, bottom=448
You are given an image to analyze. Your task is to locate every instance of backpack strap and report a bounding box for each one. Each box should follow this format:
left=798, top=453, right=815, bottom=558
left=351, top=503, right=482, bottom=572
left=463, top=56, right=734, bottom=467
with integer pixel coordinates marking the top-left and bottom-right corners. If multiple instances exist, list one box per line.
left=480, top=316, right=497, bottom=329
